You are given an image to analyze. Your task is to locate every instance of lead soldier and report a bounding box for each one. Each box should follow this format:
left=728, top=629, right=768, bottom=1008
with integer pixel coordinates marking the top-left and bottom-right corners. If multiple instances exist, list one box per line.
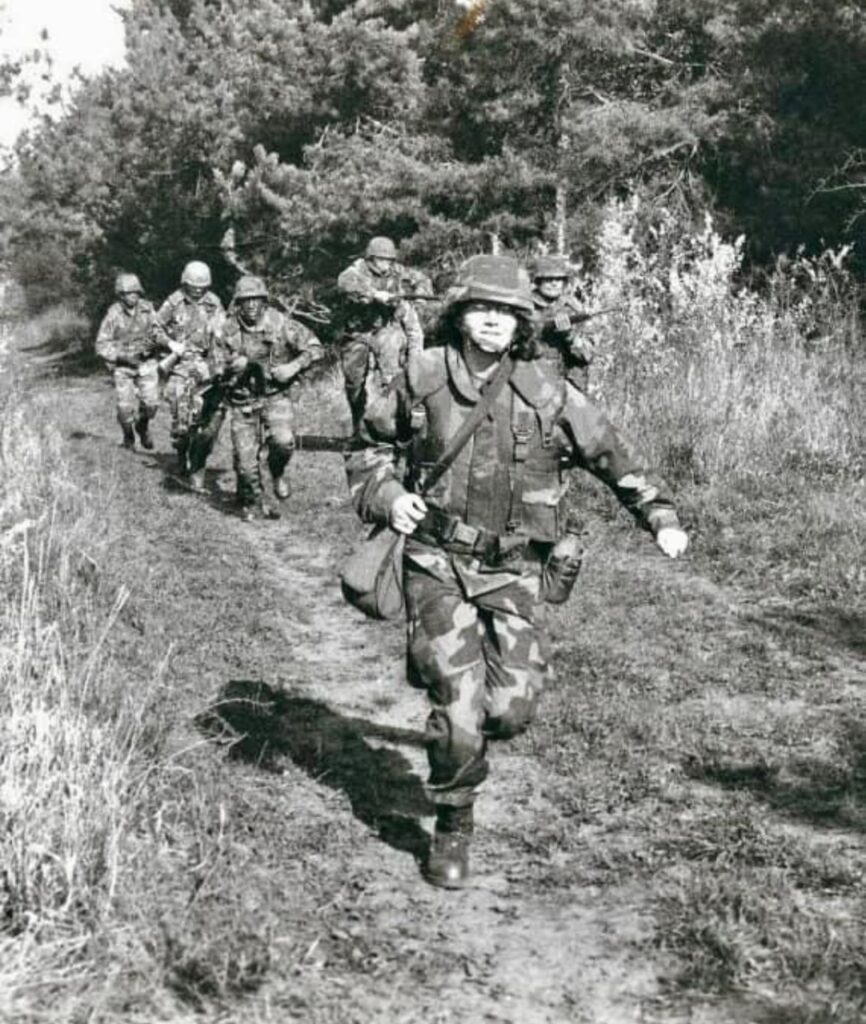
left=347, top=255, right=688, bottom=889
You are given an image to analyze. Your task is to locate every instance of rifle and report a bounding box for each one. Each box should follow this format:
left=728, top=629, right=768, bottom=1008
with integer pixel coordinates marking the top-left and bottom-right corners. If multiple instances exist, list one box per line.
left=294, top=434, right=363, bottom=453
left=552, top=304, right=623, bottom=332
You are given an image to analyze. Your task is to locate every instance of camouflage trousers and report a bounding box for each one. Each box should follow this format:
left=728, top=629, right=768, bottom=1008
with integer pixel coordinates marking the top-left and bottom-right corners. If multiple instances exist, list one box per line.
left=404, top=540, right=549, bottom=808
left=112, top=361, right=160, bottom=427
left=191, top=394, right=295, bottom=505
left=164, top=357, right=209, bottom=451
left=341, top=325, right=406, bottom=433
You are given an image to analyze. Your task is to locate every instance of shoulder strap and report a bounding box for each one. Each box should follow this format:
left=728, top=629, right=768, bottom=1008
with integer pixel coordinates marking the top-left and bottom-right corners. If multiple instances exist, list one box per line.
left=419, top=353, right=514, bottom=496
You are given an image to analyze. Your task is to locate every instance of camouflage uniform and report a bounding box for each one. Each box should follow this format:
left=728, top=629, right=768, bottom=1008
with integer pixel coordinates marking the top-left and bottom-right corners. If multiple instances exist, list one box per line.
left=156, top=289, right=225, bottom=459
left=193, top=306, right=323, bottom=508
left=95, top=299, right=162, bottom=438
left=348, top=345, right=680, bottom=812
left=532, top=290, right=595, bottom=391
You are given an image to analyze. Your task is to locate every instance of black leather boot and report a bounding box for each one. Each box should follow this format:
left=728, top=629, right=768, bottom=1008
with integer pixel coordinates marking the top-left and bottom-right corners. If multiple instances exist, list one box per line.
left=424, top=805, right=474, bottom=889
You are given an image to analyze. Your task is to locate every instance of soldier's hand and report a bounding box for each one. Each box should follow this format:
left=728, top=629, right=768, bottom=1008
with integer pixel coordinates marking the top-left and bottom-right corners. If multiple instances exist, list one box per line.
left=228, top=354, right=248, bottom=374
left=390, top=493, right=428, bottom=535
left=168, top=340, right=187, bottom=356
left=656, top=527, right=689, bottom=559
left=373, top=289, right=396, bottom=305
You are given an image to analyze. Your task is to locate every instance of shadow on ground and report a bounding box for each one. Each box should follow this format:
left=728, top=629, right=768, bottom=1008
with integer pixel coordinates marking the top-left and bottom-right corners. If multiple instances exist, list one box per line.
left=750, top=604, right=866, bottom=660
left=685, top=716, right=866, bottom=832
left=197, top=679, right=432, bottom=862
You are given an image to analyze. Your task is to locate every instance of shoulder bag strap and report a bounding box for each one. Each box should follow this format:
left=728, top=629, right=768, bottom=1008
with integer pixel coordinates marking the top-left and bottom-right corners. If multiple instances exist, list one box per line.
left=418, top=352, right=515, bottom=497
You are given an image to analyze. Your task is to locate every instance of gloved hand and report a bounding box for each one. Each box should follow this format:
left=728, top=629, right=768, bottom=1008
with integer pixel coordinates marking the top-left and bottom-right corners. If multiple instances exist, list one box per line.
left=656, top=527, right=689, bottom=559
left=389, top=493, right=428, bottom=535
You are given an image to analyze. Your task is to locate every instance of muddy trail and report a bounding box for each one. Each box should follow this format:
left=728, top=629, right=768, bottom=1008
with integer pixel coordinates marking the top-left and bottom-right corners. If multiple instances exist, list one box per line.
left=21, top=340, right=866, bottom=1024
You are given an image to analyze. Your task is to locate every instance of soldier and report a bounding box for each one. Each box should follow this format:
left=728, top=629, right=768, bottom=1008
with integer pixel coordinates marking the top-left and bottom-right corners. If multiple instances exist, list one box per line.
left=336, top=236, right=434, bottom=435
left=156, top=260, right=225, bottom=474
left=347, top=255, right=688, bottom=889
left=188, top=275, right=324, bottom=520
left=95, top=272, right=162, bottom=450
left=530, top=254, right=594, bottom=390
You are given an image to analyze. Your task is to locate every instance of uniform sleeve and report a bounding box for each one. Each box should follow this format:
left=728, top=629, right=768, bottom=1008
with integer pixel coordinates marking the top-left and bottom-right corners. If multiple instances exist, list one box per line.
left=337, top=263, right=376, bottom=303
left=94, top=308, right=118, bottom=362
left=558, top=385, right=680, bottom=534
left=285, top=319, right=324, bottom=367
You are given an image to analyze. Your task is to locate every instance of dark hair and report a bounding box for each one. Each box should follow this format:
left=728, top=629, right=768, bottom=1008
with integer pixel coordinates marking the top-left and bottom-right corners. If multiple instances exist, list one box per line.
left=433, top=303, right=539, bottom=360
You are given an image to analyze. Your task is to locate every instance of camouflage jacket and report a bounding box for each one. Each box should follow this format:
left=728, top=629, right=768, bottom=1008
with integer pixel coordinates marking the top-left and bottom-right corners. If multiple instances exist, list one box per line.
left=210, top=307, right=324, bottom=405
left=156, top=290, right=225, bottom=358
left=532, top=291, right=595, bottom=370
left=95, top=300, right=161, bottom=367
left=336, top=258, right=410, bottom=335
left=347, top=345, right=679, bottom=544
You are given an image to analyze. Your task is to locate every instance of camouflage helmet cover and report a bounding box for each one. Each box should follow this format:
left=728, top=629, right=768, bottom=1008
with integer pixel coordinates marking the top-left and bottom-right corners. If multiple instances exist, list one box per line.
left=365, top=236, right=398, bottom=260
left=530, top=255, right=571, bottom=280
left=448, top=254, right=534, bottom=315
left=115, top=272, right=143, bottom=295
left=181, top=260, right=212, bottom=288
left=233, top=275, right=268, bottom=300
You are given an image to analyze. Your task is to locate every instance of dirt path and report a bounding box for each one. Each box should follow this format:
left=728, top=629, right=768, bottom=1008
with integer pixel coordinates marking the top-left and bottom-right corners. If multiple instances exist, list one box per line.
left=22, top=341, right=865, bottom=1023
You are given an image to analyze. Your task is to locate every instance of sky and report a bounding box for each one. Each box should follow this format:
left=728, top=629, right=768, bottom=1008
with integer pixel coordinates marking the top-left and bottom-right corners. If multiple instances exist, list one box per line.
left=0, top=0, right=129, bottom=149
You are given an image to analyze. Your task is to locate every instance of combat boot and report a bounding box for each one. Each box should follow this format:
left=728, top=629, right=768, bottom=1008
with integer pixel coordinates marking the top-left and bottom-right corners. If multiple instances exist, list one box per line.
left=136, top=419, right=155, bottom=450
left=121, top=424, right=136, bottom=449
left=273, top=474, right=291, bottom=501
left=424, top=805, right=473, bottom=889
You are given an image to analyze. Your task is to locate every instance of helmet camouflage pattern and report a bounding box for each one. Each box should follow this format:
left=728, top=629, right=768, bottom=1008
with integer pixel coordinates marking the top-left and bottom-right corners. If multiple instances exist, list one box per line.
left=114, top=272, right=143, bottom=295
left=447, top=254, right=534, bottom=315
left=181, top=260, right=212, bottom=288
left=530, top=255, right=571, bottom=280
left=365, top=236, right=398, bottom=260
left=233, top=275, right=268, bottom=300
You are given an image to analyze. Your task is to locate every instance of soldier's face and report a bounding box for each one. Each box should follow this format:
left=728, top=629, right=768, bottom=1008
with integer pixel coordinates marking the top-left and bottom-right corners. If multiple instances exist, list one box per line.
left=118, top=290, right=140, bottom=310
left=460, top=301, right=518, bottom=354
left=536, top=277, right=567, bottom=300
left=183, top=284, right=207, bottom=302
left=367, top=256, right=396, bottom=277
left=237, top=297, right=265, bottom=325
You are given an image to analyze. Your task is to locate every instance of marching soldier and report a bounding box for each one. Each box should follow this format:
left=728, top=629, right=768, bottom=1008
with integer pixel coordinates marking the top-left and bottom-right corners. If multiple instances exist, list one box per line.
left=187, top=275, right=324, bottom=520
left=530, top=255, right=594, bottom=390
left=336, top=236, right=434, bottom=435
left=95, top=273, right=161, bottom=450
left=347, top=255, right=688, bottom=889
left=156, top=260, right=225, bottom=474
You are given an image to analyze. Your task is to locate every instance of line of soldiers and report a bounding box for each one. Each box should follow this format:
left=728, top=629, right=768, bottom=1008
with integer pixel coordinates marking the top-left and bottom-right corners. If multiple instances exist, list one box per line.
left=96, top=240, right=593, bottom=520
left=97, top=242, right=690, bottom=892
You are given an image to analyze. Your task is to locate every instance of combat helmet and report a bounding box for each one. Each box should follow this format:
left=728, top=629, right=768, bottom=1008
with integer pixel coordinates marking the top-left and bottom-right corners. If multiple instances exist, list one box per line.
left=448, top=255, right=534, bottom=315
left=233, top=275, right=268, bottom=301
left=181, top=260, right=212, bottom=288
left=530, top=255, right=571, bottom=280
left=115, top=272, right=143, bottom=295
left=365, top=236, right=398, bottom=260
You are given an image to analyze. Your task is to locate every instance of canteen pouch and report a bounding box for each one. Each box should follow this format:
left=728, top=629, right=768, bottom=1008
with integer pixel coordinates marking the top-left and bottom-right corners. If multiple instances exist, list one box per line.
left=340, top=524, right=406, bottom=620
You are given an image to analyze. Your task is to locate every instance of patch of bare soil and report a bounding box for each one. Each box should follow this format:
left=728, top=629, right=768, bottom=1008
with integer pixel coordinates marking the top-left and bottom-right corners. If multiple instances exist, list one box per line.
left=24, top=345, right=865, bottom=1023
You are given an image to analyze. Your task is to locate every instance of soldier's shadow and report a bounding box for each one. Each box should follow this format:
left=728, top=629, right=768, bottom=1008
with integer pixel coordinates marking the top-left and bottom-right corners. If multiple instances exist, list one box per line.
left=196, top=679, right=433, bottom=862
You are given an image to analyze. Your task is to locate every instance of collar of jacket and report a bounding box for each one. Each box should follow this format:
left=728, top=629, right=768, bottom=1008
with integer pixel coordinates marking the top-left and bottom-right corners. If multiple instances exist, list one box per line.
left=445, top=344, right=563, bottom=410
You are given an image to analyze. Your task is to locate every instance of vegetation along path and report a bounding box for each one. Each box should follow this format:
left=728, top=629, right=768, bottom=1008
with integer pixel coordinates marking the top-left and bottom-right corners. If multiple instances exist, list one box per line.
left=14, top=329, right=866, bottom=1023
